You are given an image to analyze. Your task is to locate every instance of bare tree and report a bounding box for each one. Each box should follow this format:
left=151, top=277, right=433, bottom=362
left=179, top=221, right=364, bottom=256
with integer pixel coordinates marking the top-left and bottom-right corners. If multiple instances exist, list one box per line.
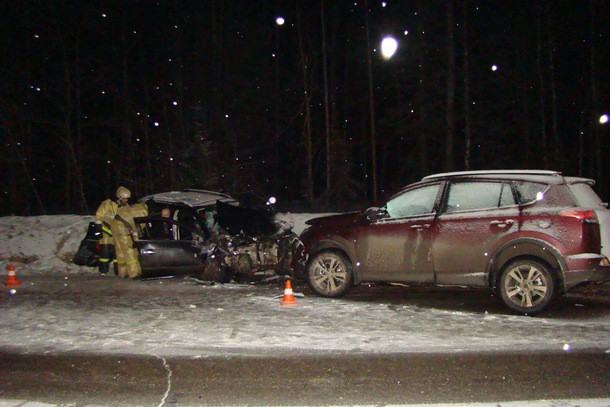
left=364, top=0, right=378, bottom=202
left=536, top=1, right=548, bottom=169
left=415, top=0, right=429, bottom=177
left=297, top=1, right=315, bottom=201
left=320, top=0, right=333, bottom=203
left=544, top=3, right=560, bottom=168
left=54, top=15, right=88, bottom=213
left=445, top=0, right=456, bottom=172
left=462, top=0, right=472, bottom=170
left=589, top=0, right=603, bottom=192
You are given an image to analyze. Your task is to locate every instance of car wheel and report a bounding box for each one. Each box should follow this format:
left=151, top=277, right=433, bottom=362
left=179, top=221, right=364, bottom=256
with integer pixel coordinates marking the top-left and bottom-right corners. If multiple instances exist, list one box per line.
left=307, top=251, right=353, bottom=297
left=498, top=259, right=555, bottom=314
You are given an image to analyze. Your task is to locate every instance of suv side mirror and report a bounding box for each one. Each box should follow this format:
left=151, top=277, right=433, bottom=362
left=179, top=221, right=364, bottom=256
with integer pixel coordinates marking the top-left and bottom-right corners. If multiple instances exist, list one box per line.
left=365, top=207, right=388, bottom=221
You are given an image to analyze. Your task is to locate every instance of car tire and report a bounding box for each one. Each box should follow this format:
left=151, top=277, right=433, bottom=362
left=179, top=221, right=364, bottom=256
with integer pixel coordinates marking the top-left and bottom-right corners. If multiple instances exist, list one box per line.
left=498, top=258, right=556, bottom=315
left=307, top=251, right=353, bottom=298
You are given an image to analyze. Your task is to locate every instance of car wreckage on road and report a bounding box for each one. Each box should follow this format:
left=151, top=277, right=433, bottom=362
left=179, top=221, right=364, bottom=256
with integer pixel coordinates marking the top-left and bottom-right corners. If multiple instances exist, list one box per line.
left=73, top=190, right=304, bottom=282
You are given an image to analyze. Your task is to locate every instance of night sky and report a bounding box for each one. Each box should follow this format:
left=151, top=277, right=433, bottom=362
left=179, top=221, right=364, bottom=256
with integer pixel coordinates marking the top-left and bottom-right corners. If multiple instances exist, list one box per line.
left=1, top=1, right=608, bottom=216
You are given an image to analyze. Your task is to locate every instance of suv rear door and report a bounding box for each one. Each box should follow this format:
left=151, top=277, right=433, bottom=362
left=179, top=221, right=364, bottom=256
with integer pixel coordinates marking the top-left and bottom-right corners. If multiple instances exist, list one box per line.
left=432, top=180, right=519, bottom=286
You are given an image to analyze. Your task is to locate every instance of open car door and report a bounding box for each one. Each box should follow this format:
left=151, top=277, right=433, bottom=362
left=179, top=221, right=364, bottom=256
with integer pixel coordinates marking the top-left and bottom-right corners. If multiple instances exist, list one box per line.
left=135, top=216, right=206, bottom=278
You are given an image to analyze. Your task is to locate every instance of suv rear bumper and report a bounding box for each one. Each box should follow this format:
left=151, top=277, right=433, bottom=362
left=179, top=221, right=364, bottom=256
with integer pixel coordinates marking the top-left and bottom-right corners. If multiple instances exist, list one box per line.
left=563, top=254, right=610, bottom=289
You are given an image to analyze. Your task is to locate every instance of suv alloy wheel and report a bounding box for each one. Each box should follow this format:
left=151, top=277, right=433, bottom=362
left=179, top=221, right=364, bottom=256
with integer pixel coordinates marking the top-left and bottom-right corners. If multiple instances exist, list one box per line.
left=307, top=251, right=353, bottom=297
left=498, top=259, right=555, bottom=314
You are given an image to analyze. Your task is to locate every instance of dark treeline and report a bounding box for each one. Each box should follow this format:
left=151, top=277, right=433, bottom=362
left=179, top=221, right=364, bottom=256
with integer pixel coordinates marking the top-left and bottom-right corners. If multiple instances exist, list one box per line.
left=1, top=0, right=608, bottom=216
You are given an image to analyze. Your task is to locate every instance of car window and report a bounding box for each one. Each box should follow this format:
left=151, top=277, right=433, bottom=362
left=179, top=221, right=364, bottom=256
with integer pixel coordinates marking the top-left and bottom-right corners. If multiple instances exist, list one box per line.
left=568, top=183, right=606, bottom=208
left=201, top=208, right=220, bottom=236
left=385, top=184, right=440, bottom=218
left=140, top=218, right=175, bottom=240
left=446, top=182, right=515, bottom=213
left=176, top=209, right=198, bottom=240
left=513, top=181, right=549, bottom=204
left=499, top=183, right=516, bottom=207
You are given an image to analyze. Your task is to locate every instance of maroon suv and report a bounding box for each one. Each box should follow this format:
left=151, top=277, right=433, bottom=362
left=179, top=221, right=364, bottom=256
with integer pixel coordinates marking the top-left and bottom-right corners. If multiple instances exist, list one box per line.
left=299, top=170, right=610, bottom=314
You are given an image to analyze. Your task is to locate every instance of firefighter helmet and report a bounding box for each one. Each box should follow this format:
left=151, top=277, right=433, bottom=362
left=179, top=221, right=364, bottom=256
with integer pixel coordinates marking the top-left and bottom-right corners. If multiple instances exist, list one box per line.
left=116, top=186, right=131, bottom=199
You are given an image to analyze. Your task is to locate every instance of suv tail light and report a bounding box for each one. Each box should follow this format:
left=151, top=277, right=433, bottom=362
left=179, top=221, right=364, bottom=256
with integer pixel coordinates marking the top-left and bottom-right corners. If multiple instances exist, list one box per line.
left=559, top=209, right=598, bottom=223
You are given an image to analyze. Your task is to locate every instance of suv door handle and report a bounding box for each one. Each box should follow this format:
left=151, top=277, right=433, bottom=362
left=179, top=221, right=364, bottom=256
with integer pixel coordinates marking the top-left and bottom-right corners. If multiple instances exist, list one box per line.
left=490, top=219, right=514, bottom=228
left=411, top=224, right=431, bottom=230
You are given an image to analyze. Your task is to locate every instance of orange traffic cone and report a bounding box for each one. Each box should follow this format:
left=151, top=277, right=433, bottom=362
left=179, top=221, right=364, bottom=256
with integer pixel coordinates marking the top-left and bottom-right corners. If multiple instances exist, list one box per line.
left=5, top=264, right=21, bottom=288
left=280, top=280, right=297, bottom=306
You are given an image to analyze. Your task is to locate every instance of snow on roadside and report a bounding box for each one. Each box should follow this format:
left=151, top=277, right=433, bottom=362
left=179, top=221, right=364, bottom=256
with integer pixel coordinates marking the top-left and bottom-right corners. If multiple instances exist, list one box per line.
left=0, top=215, right=92, bottom=273
left=0, top=213, right=327, bottom=274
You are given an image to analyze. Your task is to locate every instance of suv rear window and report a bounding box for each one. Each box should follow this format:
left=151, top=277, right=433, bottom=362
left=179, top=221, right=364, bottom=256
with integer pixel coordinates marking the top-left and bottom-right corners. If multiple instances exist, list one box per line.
left=568, top=183, right=606, bottom=208
left=446, top=182, right=515, bottom=213
left=513, top=181, right=548, bottom=204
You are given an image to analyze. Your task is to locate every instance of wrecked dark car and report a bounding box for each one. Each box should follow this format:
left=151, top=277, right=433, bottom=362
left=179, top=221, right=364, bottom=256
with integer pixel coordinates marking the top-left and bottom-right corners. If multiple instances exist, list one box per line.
left=73, top=190, right=303, bottom=282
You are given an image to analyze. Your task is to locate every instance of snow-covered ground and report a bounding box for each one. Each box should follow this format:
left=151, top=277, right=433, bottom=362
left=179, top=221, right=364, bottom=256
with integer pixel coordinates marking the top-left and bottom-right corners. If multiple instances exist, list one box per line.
left=0, top=215, right=609, bottom=358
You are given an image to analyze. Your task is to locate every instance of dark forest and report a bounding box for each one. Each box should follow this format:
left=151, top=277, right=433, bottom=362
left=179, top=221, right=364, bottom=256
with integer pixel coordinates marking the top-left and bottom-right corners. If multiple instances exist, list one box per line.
left=1, top=0, right=608, bottom=216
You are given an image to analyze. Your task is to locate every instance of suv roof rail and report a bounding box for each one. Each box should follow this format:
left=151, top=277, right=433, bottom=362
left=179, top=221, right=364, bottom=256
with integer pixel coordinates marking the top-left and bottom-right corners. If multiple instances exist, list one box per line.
left=422, top=170, right=562, bottom=181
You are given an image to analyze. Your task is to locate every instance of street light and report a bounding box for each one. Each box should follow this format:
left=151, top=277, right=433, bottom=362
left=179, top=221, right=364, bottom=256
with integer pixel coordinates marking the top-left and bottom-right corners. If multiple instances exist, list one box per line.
left=600, top=114, right=608, bottom=125
left=381, top=36, right=398, bottom=59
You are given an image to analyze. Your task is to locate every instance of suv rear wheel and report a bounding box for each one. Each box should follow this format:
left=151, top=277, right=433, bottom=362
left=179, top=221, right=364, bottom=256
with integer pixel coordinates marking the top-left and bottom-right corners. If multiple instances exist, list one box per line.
left=498, top=259, right=555, bottom=314
left=307, top=251, right=353, bottom=297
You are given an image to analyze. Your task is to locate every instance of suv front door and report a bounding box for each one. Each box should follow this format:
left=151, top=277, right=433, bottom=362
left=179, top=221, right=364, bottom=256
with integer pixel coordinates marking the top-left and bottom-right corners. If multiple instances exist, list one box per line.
left=136, top=217, right=205, bottom=278
left=432, top=181, right=519, bottom=286
left=356, top=183, right=442, bottom=283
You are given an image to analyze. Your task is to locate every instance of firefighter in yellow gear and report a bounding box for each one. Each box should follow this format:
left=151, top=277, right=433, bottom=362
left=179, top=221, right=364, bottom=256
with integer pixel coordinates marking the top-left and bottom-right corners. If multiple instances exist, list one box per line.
left=95, top=190, right=122, bottom=274
left=110, top=187, right=148, bottom=279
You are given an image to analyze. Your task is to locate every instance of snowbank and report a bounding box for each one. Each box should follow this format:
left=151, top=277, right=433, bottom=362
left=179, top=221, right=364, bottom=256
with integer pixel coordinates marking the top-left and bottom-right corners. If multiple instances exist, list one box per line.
left=0, top=215, right=93, bottom=273
left=0, top=213, right=326, bottom=274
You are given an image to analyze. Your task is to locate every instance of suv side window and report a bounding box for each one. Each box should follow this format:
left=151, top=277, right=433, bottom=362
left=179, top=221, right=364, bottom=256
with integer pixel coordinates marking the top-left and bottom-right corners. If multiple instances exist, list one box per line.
left=385, top=184, right=441, bottom=218
left=513, top=181, right=548, bottom=204
left=446, top=182, right=515, bottom=213
left=568, top=183, right=606, bottom=208
left=499, top=183, right=515, bottom=207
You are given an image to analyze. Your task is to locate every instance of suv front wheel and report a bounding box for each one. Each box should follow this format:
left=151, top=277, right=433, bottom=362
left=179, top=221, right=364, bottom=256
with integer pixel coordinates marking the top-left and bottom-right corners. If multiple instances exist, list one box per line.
left=307, top=251, right=353, bottom=297
left=498, top=259, right=556, bottom=314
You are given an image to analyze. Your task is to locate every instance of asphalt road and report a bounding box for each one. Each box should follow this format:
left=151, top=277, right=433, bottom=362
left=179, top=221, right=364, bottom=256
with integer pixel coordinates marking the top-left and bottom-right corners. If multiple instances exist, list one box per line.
left=1, top=272, right=608, bottom=406
left=1, top=350, right=609, bottom=406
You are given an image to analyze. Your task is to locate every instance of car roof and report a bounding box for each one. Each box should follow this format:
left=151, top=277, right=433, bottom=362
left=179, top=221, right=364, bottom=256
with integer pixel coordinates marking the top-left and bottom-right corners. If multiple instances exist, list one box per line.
left=140, top=189, right=237, bottom=209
